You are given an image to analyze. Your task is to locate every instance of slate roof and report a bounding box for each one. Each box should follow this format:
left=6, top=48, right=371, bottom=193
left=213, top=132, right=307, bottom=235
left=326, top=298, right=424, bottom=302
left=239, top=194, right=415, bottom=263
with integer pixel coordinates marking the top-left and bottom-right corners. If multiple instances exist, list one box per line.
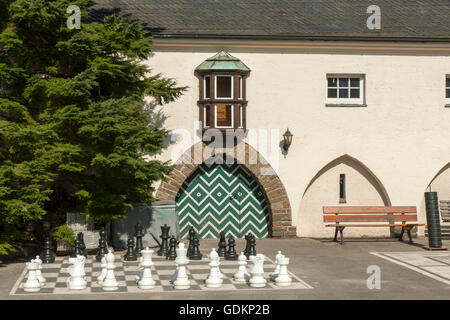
left=90, top=0, right=450, bottom=41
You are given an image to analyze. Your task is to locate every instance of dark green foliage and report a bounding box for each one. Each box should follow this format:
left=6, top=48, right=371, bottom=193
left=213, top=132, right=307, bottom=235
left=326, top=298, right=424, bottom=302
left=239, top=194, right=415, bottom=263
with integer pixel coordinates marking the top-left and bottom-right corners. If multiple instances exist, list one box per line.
left=0, top=0, right=186, bottom=259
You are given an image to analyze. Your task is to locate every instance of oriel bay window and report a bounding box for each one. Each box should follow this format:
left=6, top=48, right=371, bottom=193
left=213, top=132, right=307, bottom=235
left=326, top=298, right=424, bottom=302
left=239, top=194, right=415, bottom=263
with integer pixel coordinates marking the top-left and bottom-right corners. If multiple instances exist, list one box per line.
left=195, top=51, right=250, bottom=131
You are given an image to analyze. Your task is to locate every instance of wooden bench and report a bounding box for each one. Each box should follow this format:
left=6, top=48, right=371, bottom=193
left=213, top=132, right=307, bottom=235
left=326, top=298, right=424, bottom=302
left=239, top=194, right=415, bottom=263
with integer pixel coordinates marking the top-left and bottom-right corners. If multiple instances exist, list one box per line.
left=323, top=206, right=424, bottom=245
left=439, top=200, right=450, bottom=222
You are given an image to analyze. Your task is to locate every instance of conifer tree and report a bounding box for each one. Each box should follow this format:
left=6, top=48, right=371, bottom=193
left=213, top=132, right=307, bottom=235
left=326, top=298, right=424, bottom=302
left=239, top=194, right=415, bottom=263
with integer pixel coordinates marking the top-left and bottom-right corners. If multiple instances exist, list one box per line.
left=0, top=0, right=185, bottom=259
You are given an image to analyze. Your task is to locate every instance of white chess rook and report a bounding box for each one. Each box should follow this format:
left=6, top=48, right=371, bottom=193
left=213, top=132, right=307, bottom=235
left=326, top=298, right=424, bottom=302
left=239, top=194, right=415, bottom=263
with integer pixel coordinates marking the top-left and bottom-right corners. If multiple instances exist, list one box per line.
left=138, top=247, right=156, bottom=290
left=23, top=260, right=41, bottom=292
left=233, top=252, right=249, bottom=282
left=249, top=254, right=267, bottom=288
left=173, top=243, right=190, bottom=290
left=35, top=255, right=46, bottom=286
left=205, top=248, right=222, bottom=288
left=102, top=250, right=119, bottom=291
left=275, top=256, right=292, bottom=287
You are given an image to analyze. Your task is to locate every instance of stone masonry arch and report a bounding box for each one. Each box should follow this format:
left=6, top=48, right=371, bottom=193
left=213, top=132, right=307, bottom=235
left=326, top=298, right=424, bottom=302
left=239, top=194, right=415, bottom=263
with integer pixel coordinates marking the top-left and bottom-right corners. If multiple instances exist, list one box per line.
left=155, top=141, right=295, bottom=237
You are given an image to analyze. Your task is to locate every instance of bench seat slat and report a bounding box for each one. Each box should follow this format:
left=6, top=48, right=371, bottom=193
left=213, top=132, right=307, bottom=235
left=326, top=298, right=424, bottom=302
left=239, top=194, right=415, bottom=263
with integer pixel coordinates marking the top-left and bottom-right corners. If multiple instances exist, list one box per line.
left=324, top=214, right=418, bottom=223
left=323, top=206, right=416, bottom=214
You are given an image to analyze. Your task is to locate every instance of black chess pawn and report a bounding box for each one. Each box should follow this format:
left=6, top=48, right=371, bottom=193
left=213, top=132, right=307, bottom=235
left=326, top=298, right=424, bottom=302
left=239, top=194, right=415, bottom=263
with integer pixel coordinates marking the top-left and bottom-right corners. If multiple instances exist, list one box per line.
left=71, top=239, right=83, bottom=257
left=41, top=235, right=55, bottom=263
left=225, top=236, right=238, bottom=260
left=187, top=227, right=196, bottom=257
left=134, top=221, right=144, bottom=256
left=77, top=232, right=87, bottom=257
left=246, top=235, right=257, bottom=258
left=123, top=237, right=138, bottom=261
left=217, top=231, right=227, bottom=257
left=157, top=224, right=170, bottom=256
left=166, top=236, right=177, bottom=260
left=190, top=236, right=202, bottom=260
left=95, top=228, right=108, bottom=262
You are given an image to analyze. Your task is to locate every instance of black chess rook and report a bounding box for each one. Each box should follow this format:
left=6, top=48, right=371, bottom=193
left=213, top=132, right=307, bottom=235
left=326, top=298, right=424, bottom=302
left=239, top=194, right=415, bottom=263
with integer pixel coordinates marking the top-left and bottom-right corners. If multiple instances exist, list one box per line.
left=41, top=235, right=55, bottom=264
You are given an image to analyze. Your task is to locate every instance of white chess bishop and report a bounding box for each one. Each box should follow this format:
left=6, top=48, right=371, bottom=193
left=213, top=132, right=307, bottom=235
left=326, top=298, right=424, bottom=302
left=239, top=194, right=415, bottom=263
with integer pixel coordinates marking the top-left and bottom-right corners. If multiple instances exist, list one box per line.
left=233, top=252, right=249, bottom=282
left=205, top=248, right=222, bottom=288
left=173, top=243, right=190, bottom=290
left=102, top=250, right=119, bottom=291
left=34, top=255, right=46, bottom=287
left=67, top=255, right=87, bottom=290
left=23, top=260, right=41, bottom=292
left=249, top=254, right=267, bottom=288
left=138, top=247, right=156, bottom=290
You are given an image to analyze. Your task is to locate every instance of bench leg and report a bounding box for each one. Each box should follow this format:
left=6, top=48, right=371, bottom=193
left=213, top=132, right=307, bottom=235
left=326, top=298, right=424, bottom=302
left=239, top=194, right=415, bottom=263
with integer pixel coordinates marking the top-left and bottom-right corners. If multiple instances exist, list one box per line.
left=336, top=226, right=345, bottom=245
left=398, top=228, right=405, bottom=242
left=333, top=228, right=339, bottom=242
left=406, top=226, right=414, bottom=244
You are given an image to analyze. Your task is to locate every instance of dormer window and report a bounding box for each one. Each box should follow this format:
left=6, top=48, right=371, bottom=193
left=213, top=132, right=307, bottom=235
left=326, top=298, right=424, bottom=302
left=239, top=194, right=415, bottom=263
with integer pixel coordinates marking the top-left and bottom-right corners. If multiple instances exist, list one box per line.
left=195, top=51, right=250, bottom=131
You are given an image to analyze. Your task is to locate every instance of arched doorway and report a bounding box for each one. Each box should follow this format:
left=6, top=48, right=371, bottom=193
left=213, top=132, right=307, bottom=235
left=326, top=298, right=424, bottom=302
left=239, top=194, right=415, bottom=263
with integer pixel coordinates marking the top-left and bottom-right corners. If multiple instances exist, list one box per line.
left=155, top=141, right=296, bottom=238
left=176, top=158, right=270, bottom=239
left=297, top=155, right=391, bottom=238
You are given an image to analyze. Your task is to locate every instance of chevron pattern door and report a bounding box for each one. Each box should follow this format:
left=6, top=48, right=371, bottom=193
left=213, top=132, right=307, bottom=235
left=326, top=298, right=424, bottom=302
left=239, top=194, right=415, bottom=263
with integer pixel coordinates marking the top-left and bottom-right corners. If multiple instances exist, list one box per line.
left=176, top=162, right=270, bottom=239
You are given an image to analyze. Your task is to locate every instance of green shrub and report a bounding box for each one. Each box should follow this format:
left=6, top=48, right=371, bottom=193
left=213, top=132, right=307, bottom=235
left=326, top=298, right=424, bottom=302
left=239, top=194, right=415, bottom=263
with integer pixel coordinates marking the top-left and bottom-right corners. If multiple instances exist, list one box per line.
left=52, top=225, right=75, bottom=245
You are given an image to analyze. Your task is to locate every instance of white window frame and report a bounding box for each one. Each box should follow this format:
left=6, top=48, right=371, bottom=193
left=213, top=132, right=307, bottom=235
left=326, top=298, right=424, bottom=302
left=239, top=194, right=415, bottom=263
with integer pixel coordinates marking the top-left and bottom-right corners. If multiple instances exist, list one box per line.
left=204, top=76, right=211, bottom=99
left=238, top=104, right=243, bottom=128
left=446, top=75, right=450, bottom=105
left=326, top=74, right=365, bottom=105
left=214, top=104, right=234, bottom=128
left=215, top=75, right=234, bottom=100
left=203, top=105, right=210, bottom=128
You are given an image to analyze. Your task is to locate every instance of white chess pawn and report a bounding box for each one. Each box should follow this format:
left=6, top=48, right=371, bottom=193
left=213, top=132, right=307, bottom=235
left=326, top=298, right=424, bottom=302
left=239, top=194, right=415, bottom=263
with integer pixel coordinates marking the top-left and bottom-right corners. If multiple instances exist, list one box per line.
left=135, top=256, right=144, bottom=283
left=205, top=248, right=222, bottom=288
left=102, top=250, right=119, bottom=291
left=233, top=252, right=249, bottom=282
left=138, top=247, right=156, bottom=290
left=34, top=256, right=46, bottom=287
left=270, top=251, right=283, bottom=281
left=23, top=260, right=41, bottom=292
left=174, top=243, right=190, bottom=290
left=275, top=256, right=292, bottom=287
left=97, top=256, right=107, bottom=284
left=249, top=254, right=267, bottom=288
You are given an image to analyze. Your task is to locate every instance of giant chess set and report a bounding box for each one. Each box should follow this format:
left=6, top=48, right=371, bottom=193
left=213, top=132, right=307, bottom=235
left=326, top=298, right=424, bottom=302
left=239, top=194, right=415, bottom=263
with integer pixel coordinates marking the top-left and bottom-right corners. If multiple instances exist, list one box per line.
left=10, top=224, right=312, bottom=295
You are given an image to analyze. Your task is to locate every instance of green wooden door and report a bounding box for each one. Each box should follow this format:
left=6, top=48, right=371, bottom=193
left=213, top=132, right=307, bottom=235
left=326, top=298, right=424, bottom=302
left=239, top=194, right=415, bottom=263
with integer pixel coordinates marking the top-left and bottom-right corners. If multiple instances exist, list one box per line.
left=176, top=162, right=270, bottom=239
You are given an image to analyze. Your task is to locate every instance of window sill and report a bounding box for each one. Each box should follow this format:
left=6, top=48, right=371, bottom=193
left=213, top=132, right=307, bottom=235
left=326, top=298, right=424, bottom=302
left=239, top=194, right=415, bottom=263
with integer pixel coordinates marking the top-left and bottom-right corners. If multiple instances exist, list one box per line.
left=326, top=103, right=367, bottom=108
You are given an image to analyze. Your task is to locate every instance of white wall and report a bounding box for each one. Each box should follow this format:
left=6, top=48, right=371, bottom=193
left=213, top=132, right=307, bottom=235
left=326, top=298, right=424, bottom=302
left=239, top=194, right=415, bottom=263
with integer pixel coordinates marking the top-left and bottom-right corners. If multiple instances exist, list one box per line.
left=146, top=40, right=450, bottom=237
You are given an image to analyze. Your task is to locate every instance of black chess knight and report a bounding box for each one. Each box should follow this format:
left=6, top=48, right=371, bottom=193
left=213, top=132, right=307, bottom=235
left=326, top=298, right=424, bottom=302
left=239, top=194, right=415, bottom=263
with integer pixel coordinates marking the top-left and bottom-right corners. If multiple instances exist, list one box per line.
left=77, top=232, right=87, bottom=257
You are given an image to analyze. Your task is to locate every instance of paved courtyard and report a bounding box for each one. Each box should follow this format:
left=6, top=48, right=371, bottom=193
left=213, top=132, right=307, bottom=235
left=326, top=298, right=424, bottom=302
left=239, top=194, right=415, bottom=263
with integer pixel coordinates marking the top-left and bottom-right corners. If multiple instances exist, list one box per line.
left=1, top=237, right=449, bottom=300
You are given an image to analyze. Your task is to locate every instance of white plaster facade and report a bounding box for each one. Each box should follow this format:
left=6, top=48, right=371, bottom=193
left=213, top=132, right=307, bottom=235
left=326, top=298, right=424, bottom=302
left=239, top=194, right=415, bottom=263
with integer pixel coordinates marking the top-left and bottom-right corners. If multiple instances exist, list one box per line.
left=147, top=39, right=450, bottom=238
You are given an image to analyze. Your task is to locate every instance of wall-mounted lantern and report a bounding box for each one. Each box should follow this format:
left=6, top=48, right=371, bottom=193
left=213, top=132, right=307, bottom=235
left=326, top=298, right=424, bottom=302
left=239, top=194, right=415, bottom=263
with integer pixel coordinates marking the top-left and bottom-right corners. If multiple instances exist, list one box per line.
left=281, top=128, right=293, bottom=158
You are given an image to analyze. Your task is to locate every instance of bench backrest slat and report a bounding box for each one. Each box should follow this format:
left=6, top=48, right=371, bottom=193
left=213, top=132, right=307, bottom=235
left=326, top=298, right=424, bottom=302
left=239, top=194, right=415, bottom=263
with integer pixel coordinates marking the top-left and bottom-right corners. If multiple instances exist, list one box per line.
left=323, top=206, right=418, bottom=224
left=323, top=206, right=416, bottom=214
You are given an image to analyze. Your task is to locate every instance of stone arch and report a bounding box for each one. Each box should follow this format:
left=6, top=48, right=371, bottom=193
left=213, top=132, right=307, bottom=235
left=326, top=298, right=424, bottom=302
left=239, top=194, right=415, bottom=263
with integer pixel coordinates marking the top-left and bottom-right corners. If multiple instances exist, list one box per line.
left=297, top=154, right=391, bottom=238
left=155, top=141, right=295, bottom=237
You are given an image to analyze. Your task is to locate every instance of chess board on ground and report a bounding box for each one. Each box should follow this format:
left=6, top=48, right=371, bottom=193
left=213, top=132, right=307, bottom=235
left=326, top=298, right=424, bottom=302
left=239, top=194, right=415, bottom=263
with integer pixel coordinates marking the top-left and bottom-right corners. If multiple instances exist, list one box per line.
left=10, top=254, right=312, bottom=295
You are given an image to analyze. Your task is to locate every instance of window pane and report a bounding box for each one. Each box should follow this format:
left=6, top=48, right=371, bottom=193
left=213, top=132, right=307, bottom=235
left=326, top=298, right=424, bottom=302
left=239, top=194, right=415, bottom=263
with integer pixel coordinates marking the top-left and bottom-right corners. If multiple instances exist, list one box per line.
left=339, top=88, right=349, bottom=98
left=205, top=105, right=210, bottom=127
left=447, top=88, right=450, bottom=99
left=238, top=76, right=242, bottom=99
left=350, top=88, right=360, bottom=98
left=239, top=104, right=243, bottom=127
left=216, top=105, right=232, bottom=127
left=339, top=78, right=349, bottom=87
left=328, top=88, right=338, bottom=98
left=328, top=78, right=337, bottom=87
left=216, top=76, right=232, bottom=98
left=350, top=78, right=360, bottom=87
left=446, top=77, right=450, bottom=88
left=205, top=76, right=210, bottom=98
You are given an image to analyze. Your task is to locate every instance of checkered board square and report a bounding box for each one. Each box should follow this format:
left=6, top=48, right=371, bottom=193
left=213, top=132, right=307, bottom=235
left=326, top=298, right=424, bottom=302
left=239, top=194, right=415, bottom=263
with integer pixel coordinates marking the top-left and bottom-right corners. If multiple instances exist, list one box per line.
left=10, top=254, right=312, bottom=295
